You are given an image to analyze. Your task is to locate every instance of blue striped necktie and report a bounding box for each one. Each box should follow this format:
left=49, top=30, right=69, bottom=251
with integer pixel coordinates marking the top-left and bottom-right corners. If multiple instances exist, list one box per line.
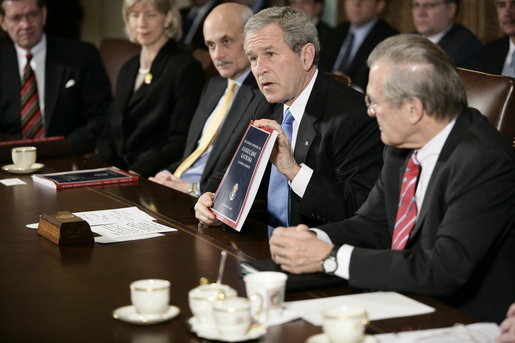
left=267, top=108, right=294, bottom=230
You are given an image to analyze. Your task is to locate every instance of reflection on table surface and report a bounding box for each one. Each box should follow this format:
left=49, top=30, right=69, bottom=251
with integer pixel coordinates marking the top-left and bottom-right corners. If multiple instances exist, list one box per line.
left=0, top=155, right=477, bottom=342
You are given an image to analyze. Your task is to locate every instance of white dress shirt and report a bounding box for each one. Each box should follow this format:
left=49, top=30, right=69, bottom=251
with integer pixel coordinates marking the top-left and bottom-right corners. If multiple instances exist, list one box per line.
left=284, top=68, right=318, bottom=198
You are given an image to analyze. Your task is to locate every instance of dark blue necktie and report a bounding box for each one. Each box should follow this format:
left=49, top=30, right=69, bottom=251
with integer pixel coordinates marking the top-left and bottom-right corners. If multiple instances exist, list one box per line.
left=267, top=109, right=294, bottom=231
left=333, top=31, right=355, bottom=74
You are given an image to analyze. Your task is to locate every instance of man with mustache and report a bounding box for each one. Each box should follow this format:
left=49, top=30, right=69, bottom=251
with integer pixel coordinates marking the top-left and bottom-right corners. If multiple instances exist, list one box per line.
left=194, top=7, right=383, bottom=231
left=479, top=0, right=515, bottom=77
left=150, top=3, right=273, bottom=196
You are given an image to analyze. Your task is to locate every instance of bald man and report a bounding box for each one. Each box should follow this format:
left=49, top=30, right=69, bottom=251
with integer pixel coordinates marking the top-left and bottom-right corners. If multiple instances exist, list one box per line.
left=150, top=3, right=273, bottom=196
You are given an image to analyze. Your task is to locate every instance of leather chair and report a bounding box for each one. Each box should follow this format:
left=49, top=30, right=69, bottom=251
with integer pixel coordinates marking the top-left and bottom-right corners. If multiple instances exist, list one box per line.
left=99, top=38, right=140, bottom=93
left=458, top=68, right=515, bottom=145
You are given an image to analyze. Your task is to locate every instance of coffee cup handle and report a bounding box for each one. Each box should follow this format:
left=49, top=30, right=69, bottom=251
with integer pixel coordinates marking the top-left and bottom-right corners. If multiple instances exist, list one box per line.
left=248, top=293, right=263, bottom=322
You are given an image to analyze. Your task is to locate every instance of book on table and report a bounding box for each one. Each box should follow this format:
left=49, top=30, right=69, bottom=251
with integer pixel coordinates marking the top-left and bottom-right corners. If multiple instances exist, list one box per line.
left=32, top=167, right=138, bottom=189
left=211, top=122, right=277, bottom=232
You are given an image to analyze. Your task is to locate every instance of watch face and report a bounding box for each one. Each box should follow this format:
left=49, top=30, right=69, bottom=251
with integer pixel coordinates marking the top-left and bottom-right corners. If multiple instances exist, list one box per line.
left=323, top=257, right=337, bottom=273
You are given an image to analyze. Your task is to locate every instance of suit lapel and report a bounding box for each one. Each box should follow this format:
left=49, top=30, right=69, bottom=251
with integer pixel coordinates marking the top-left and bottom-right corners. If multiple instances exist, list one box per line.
left=409, top=110, right=473, bottom=240
left=204, top=78, right=255, bottom=179
left=3, top=46, right=22, bottom=128
left=44, top=38, right=64, bottom=128
left=294, top=73, right=325, bottom=163
left=184, top=78, right=226, bottom=155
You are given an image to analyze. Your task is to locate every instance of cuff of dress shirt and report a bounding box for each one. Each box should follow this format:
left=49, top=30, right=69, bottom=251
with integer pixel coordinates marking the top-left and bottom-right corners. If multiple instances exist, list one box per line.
left=289, top=163, right=313, bottom=198
left=311, top=228, right=332, bottom=243
left=334, top=244, right=354, bottom=280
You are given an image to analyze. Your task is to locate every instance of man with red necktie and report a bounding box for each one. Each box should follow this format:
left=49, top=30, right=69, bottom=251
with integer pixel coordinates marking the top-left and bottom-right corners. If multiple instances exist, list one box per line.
left=268, top=34, right=515, bottom=323
left=0, top=0, right=111, bottom=154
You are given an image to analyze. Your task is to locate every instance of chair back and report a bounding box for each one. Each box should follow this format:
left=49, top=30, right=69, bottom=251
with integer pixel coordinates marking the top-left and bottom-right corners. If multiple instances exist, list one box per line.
left=99, top=38, right=140, bottom=93
left=458, top=68, right=515, bottom=143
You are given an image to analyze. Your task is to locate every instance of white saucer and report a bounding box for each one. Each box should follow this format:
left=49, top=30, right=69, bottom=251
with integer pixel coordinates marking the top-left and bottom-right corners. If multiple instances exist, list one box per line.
left=112, top=305, right=180, bottom=325
left=2, top=163, right=44, bottom=174
left=305, top=333, right=378, bottom=343
left=188, top=317, right=267, bottom=342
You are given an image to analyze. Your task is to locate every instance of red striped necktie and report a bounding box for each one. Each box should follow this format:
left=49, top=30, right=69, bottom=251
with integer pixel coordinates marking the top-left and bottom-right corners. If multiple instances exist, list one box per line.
left=20, top=52, right=44, bottom=139
left=392, top=152, right=421, bottom=250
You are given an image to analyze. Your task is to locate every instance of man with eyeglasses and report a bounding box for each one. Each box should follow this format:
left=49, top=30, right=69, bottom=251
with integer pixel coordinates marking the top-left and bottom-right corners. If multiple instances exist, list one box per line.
left=319, top=0, right=397, bottom=91
left=267, top=34, right=515, bottom=323
left=479, top=0, right=515, bottom=77
left=412, top=0, right=481, bottom=69
left=0, top=0, right=111, bottom=154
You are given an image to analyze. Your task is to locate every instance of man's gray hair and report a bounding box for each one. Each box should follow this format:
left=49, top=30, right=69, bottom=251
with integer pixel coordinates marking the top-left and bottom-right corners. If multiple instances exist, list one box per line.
left=244, top=6, right=320, bottom=65
left=368, top=34, right=467, bottom=121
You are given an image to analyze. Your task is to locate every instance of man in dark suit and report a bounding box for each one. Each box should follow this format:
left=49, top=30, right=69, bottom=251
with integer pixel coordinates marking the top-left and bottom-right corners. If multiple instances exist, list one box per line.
left=319, top=0, right=397, bottom=91
left=412, top=0, right=481, bottom=69
left=150, top=3, right=272, bottom=196
left=478, top=0, right=515, bottom=77
left=269, top=34, right=515, bottom=323
left=0, top=0, right=111, bottom=154
left=194, top=7, right=383, bottom=229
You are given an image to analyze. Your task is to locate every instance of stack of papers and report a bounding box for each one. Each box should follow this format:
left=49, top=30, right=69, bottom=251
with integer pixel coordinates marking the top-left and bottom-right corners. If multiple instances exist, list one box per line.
left=284, top=292, right=435, bottom=326
left=74, top=207, right=177, bottom=243
left=27, top=207, right=177, bottom=243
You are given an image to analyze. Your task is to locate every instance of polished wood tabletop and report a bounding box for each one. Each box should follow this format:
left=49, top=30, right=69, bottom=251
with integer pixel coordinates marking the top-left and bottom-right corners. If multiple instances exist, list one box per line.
left=0, top=155, right=477, bottom=342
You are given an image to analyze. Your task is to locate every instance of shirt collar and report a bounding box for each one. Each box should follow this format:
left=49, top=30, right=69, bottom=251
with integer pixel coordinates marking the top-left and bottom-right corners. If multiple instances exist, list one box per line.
left=230, top=68, right=251, bottom=87
left=416, top=118, right=456, bottom=165
left=284, top=68, right=319, bottom=122
left=425, top=24, right=453, bottom=44
left=15, top=33, right=46, bottom=60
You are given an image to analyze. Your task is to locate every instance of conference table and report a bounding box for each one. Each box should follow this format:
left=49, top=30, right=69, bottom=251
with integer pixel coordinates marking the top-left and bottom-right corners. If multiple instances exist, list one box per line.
left=0, top=154, right=477, bottom=342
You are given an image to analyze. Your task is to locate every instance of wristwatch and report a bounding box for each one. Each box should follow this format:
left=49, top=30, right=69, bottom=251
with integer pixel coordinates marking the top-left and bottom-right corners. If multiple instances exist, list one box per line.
left=321, top=245, right=340, bottom=275
left=187, top=183, right=200, bottom=197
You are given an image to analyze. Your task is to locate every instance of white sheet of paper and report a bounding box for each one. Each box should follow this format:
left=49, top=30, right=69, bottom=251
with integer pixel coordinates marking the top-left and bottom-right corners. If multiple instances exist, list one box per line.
left=94, top=233, right=164, bottom=244
left=375, top=322, right=499, bottom=343
left=1, top=178, right=26, bottom=186
left=74, top=207, right=155, bottom=226
left=284, top=291, right=435, bottom=326
left=91, top=221, right=177, bottom=238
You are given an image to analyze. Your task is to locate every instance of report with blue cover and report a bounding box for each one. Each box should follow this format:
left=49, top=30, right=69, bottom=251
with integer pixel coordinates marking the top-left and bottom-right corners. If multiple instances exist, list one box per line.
left=212, top=122, right=277, bottom=231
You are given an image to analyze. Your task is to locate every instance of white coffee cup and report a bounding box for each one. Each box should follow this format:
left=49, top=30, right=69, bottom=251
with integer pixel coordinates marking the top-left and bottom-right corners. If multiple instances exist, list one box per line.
left=130, top=279, right=170, bottom=315
left=213, top=294, right=262, bottom=340
left=188, top=283, right=237, bottom=328
left=322, top=306, right=369, bottom=343
left=244, top=271, right=287, bottom=324
left=11, top=146, right=37, bottom=170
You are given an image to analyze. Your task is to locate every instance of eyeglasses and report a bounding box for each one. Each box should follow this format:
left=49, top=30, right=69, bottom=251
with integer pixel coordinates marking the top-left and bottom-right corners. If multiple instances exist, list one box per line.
left=364, top=95, right=386, bottom=116
left=411, top=1, right=446, bottom=10
left=496, top=1, right=515, bottom=10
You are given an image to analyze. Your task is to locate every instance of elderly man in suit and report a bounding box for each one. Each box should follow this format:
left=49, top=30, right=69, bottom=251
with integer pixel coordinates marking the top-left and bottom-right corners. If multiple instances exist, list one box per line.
left=319, top=0, right=397, bottom=91
left=479, top=0, right=515, bottom=77
left=194, top=7, right=383, bottom=230
left=412, top=0, right=481, bottom=69
left=0, top=0, right=111, bottom=154
left=268, top=34, right=515, bottom=323
left=150, top=3, right=273, bottom=196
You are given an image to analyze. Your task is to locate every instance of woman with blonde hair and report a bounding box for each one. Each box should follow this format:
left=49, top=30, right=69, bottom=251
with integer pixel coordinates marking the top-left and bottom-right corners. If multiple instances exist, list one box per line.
left=94, top=0, right=204, bottom=177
